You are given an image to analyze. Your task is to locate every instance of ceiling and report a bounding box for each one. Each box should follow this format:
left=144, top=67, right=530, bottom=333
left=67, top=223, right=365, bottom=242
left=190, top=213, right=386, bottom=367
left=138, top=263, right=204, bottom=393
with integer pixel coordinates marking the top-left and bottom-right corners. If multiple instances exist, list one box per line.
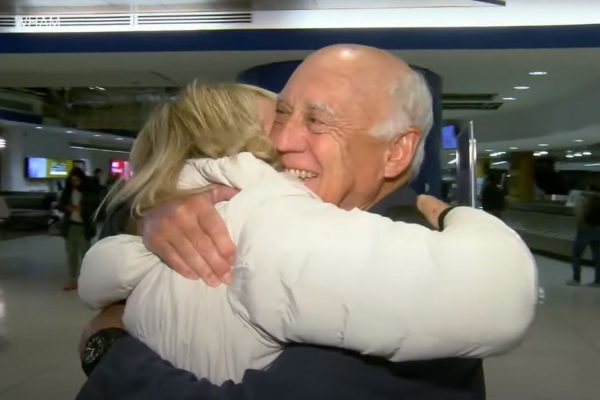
left=0, top=1, right=598, bottom=159
left=0, top=0, right=501, bottom=14
left=1, top=47, right=599, bottom=129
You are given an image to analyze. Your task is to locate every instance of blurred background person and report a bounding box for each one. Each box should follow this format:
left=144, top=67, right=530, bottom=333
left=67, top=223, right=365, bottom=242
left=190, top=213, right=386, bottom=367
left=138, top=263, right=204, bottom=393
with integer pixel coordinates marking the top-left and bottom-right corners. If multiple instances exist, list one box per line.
left=57, top=167, right=99, bottom=291
left=90, top=168, right=103, bottom=188
left=0, top=195, right=9, bottom=227
left=481, top=171, right=506, bottom=219
left=568, top=178, right=600, bottom=287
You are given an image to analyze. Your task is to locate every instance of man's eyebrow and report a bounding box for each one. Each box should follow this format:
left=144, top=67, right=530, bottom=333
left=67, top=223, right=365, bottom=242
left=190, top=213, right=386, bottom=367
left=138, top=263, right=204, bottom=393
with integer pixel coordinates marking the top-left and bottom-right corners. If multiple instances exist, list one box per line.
left=307, top=101, right=336, bottom=118
left=276, top=98, right=292, bottom=111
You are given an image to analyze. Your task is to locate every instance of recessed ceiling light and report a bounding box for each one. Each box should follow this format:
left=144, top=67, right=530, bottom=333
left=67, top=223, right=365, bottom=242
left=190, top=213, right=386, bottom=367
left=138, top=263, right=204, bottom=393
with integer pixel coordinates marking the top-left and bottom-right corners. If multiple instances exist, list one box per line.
left=539, top=151, right=548, bottom=155
left=574, top=153, right=583, bottom=157
left=582, top=151, right=592, bottom=156
left=35, top=126, right=42, bottom=129
left=574, top=139, right=584, bottom=142
left=538, top=144, right=549, bottom=147
left=66, top=130, right=73, bottom=134
left=94, top=134, right=101, bottom=137
left=533, top=152, right=541, bottom=157
left=514, top=86, right=530, bottom=90
left=529, top=71, right=548, bottom=76
left=502, top=97, right=517, bottom=101
left=509, top=147, right=519, bottom=150
left=116, top=137, right=123, bottom=140
left=566, top=154, right=575, bottom=158
left=485, top=149, right=494, bottom=152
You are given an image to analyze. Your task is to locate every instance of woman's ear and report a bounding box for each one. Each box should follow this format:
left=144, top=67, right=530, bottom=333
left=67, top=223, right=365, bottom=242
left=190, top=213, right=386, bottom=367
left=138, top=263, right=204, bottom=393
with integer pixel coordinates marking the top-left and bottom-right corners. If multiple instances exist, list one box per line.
left=383, top=128, right=421, bottom=179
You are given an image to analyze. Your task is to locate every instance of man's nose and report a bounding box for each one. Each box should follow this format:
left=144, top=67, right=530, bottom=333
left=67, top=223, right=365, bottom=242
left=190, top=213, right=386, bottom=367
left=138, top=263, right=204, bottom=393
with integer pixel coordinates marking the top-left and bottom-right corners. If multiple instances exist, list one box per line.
left=271, top=117, right=306, bottom=153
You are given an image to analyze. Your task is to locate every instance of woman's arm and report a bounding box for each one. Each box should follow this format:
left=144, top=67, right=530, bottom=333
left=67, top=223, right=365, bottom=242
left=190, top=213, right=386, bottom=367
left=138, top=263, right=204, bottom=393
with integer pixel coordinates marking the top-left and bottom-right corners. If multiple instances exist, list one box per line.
left=225, top=189, right=537, bottom=362
left=78, top=235, right=161, bottom=309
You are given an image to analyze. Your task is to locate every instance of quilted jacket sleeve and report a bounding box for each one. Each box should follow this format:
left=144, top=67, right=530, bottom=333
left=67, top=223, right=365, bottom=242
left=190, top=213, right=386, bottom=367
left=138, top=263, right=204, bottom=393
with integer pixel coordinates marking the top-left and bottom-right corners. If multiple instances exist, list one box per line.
left=226, top=188, right=538, bottom=362
left=78, top=235, right=159, bottom=309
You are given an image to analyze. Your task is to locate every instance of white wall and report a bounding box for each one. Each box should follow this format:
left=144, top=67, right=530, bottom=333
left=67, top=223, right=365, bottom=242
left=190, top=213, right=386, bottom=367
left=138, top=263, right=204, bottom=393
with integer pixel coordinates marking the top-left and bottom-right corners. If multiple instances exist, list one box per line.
left=0, top=125, right=129, bottom=192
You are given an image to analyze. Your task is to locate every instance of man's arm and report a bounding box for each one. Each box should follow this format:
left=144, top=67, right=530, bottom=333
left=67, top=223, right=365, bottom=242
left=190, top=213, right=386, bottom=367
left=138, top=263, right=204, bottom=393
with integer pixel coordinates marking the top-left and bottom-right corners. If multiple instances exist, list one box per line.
left=77, top=337, right=245, bottom=400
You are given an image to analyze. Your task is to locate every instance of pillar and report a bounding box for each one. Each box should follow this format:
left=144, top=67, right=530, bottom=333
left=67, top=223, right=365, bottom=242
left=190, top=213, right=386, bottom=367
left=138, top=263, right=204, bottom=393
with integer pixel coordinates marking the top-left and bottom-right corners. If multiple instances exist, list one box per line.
left=508, top=152, right=534, bottom=203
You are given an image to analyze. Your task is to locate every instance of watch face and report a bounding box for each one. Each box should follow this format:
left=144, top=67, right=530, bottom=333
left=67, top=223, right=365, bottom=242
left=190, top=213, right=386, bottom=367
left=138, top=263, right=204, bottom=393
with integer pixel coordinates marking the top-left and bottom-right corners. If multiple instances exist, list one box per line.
left=82, top=334, right=106, bottom=365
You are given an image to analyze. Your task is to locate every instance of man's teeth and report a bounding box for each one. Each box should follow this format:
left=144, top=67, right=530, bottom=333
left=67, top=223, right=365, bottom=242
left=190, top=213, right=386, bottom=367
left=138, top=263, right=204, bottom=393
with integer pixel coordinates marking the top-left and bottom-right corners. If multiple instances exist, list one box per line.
left=285, top=169, right=318, bottom=179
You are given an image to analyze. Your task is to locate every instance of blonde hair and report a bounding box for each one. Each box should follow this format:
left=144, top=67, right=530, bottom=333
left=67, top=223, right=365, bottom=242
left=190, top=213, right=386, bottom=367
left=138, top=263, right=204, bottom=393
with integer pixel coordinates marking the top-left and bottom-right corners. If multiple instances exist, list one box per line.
left=107, top=81, right=279, bottom=217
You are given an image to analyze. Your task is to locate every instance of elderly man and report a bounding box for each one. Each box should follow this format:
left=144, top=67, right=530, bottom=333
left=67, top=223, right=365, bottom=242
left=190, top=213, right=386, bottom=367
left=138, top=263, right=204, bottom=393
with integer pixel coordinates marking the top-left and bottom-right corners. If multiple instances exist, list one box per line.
left=77, top=45, right=535, bottom=399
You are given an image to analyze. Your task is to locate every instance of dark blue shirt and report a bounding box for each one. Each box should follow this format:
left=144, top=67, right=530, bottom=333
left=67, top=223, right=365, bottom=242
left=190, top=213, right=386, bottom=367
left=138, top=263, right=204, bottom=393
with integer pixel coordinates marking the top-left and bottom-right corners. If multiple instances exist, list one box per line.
left=77, top=187, right=484, bottom=400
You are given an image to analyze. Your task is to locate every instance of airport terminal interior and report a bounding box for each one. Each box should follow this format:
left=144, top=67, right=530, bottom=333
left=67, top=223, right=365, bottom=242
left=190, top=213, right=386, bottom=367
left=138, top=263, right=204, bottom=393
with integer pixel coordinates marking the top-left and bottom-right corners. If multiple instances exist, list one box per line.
left=1, top=1, right=600, bottom=399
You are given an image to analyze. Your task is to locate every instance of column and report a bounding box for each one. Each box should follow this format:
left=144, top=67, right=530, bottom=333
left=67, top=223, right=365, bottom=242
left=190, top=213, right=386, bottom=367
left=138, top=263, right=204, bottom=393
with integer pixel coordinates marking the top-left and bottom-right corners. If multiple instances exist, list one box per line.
left=508, top=152, right=534, bottom=203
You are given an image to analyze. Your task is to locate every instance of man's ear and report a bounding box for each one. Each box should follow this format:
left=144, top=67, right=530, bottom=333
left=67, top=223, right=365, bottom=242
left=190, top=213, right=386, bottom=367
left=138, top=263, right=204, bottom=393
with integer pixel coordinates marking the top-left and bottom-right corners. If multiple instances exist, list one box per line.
left=383, top=128, right=421, bottom=179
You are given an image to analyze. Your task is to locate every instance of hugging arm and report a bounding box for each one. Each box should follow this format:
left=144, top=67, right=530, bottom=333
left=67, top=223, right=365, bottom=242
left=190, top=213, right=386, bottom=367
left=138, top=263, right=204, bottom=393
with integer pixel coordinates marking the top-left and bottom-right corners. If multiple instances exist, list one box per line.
left=78, top=235, right=160, bottom=309
left=226, top=191, right=537, bottom=362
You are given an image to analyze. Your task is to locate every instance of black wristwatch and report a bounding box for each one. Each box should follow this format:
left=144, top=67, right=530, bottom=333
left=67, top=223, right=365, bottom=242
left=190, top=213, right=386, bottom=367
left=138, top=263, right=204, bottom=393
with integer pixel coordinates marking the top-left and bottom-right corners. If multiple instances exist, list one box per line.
left=81, top=327, right=129, bottom=377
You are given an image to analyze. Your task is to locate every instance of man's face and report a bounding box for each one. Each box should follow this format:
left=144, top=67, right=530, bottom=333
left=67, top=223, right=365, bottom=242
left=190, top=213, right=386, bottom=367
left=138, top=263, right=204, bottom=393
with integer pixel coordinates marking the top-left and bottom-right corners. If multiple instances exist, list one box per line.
left=269, top=64, right=391, bottom=210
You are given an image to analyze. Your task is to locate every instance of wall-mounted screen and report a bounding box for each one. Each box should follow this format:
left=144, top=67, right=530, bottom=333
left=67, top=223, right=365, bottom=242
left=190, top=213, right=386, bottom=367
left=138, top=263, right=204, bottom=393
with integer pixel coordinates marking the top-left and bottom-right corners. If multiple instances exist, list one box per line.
left=442, top=124, right=458, bottom=150
left=25, top=157, right=73, bottom=179
left=110, top=159, right=130, bottom=177
left=47, top=158, right=72, bottom=177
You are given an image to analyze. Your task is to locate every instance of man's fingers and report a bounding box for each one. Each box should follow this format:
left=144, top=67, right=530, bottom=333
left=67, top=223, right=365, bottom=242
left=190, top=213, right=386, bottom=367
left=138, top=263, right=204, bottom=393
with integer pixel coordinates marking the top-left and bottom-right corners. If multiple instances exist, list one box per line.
left=155, top=241, right=200, bottom=280
left=210, top=185, right=239, bottom=203
left=166, top=237, right=221, bottom=286
left=196, top=199, right=236, bottom=262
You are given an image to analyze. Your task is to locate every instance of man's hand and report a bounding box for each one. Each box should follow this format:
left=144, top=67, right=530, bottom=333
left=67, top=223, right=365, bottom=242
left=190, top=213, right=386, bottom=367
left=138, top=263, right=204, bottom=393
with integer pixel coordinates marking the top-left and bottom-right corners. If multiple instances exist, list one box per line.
left=416, top=195, right=451, bottom=230
left=79, top=303, right=125, bottom=355
left=141, top=185, right=238, bottom=286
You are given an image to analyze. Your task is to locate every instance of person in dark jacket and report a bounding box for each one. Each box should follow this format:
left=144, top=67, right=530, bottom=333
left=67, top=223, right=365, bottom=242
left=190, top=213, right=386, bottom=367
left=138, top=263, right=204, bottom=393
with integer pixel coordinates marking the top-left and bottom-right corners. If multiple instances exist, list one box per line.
left=568, top=182, right=600, bottom=287
left=481, top=172, right=506, bottom=219
left=58, top=167, right=99, bottom=291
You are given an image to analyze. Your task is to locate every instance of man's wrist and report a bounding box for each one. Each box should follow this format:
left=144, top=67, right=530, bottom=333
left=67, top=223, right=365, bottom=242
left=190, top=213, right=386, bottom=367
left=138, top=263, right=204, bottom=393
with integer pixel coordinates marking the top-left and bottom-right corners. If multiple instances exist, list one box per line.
left=81, top=327, right=129, bottom=377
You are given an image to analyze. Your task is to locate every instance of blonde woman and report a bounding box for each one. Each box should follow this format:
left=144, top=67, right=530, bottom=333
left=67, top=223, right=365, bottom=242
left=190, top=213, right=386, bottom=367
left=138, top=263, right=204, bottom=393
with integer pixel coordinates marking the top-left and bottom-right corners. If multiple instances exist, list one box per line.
left=78, top=82, right=536, bottom=384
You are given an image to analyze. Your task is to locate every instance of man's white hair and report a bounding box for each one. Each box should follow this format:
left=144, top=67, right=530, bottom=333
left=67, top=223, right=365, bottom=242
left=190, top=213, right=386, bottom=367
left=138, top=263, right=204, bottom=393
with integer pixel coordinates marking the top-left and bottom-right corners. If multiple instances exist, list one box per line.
left=372, top=68, right=434, bottom=179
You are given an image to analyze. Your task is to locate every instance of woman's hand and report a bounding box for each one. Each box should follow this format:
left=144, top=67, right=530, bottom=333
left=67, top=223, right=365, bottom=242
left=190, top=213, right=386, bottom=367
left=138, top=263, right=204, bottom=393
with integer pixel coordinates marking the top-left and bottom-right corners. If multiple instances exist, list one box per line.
left=416, top=195, right=451, bottom=230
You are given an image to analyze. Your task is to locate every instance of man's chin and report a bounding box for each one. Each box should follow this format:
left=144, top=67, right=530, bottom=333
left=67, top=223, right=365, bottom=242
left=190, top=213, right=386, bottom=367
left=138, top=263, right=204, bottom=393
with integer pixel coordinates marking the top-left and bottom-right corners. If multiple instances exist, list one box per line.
left=302, top=178, right=320, bottom=194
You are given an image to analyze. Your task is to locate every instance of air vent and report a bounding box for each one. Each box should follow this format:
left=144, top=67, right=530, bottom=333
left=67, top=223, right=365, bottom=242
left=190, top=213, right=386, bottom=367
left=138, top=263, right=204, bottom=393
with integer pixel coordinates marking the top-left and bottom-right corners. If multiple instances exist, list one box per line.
left=443, top=102, right=503, bottom=110
left=137, top=11, right=252, bottom=25
left=0, top=15, right=15, bottom=27
left=443, top=93, right=498, bottom=101
left=53, top=14, right=131, bottom=26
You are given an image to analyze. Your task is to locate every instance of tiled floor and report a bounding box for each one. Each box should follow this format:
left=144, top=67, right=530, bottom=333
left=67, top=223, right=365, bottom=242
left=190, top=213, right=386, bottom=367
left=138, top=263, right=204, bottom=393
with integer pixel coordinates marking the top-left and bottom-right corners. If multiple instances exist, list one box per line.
left=0, top=234, right=599, bottom=400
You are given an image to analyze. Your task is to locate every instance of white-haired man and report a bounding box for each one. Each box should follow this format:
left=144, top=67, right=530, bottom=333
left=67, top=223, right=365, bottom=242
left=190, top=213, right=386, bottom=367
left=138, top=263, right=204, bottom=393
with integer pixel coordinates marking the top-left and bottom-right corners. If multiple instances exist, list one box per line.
left=77, top=45, right=535, bottom=400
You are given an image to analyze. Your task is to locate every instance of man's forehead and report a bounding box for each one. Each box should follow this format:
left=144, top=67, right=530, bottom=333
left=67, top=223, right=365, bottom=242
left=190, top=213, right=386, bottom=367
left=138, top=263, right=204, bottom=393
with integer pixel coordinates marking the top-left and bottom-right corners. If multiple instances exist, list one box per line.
left=277, top=96, right=335, bottom=114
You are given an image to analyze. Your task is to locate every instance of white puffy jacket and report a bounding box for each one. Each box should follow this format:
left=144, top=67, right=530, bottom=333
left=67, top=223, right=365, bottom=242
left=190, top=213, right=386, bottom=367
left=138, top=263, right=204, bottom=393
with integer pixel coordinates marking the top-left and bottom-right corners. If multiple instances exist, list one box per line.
left=79, top=153, right=538, bottom=384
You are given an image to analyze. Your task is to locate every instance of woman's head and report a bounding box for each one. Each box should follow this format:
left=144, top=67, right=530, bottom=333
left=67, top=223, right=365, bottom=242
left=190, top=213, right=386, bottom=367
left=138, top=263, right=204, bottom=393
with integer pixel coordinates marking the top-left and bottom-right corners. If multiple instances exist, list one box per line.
left=68, top=167, right=86, bottom=190
left=108, top=81, right=278, bottom=216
